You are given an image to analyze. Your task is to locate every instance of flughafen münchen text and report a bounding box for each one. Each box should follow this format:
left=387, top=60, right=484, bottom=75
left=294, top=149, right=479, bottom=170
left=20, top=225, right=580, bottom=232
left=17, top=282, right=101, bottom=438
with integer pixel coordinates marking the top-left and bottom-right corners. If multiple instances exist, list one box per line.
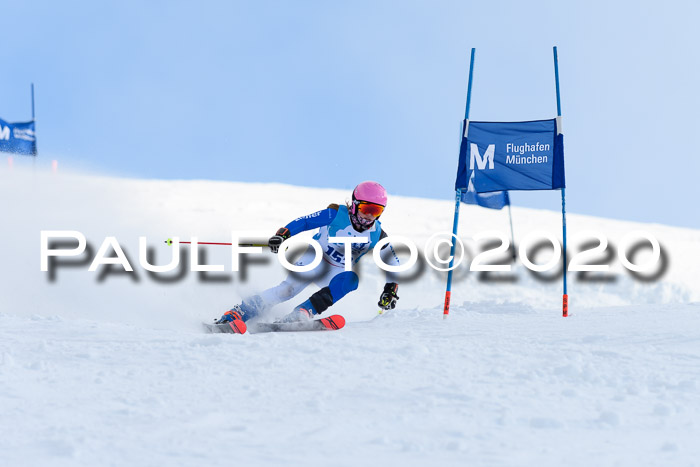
left=505, top=142, right=550, bottom=164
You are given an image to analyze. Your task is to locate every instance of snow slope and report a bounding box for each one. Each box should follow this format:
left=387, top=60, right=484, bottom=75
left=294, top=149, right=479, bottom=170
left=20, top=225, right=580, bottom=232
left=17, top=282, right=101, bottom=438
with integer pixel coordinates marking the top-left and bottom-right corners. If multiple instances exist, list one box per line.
left=1, top=168, right=700, bottom=466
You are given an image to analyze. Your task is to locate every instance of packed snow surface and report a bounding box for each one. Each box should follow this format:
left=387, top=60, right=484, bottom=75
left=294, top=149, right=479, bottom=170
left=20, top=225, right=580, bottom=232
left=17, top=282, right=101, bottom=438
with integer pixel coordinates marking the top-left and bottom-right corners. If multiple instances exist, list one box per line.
left=2, top=168, right=700, bottom=466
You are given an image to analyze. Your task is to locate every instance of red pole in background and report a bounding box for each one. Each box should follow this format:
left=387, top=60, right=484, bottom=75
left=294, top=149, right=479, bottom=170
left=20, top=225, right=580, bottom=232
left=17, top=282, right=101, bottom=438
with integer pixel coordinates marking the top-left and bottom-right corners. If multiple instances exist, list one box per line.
left=164, top=239, right=267, bottom=247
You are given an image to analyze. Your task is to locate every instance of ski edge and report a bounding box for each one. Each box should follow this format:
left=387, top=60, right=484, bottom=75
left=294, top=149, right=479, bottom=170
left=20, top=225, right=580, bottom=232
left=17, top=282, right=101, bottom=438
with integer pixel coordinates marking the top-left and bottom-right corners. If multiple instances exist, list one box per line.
left=249, top=314, right=346, bottom=334
left=202, top=319, right=247, bottom=334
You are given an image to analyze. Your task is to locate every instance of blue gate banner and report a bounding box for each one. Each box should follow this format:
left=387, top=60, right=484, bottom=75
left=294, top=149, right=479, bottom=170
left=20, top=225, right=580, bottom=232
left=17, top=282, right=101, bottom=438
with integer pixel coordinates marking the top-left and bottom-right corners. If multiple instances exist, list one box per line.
left=455, top=119, right=564, bottom=192
left=461, top=187, right=509, bottom=210
left=0, top=118, right=37, bottom=155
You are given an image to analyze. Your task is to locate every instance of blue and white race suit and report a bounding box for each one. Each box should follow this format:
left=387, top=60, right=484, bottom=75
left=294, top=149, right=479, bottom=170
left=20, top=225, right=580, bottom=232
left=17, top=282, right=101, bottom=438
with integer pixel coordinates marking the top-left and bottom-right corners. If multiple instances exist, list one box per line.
left=243, top=204, right=400, bottom=315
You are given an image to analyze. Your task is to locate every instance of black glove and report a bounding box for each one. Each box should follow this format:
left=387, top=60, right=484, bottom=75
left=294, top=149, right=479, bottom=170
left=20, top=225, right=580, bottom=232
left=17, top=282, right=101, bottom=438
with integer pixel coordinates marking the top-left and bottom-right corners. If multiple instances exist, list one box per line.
left=269, top=227, right=291, bottom=253
left=378, top=282, right=399, bottom=310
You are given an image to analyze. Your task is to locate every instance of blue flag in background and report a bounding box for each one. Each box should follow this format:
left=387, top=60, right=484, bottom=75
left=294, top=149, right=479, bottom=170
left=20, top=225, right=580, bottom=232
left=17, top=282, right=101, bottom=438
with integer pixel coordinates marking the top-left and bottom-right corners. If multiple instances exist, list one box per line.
left=0, top=118, right=37, bottom=155
left=462, top=167, right=510, bottom=209
left=461, top=187, right=510, bottom=210
left=455, top=119, right=564, bottom=193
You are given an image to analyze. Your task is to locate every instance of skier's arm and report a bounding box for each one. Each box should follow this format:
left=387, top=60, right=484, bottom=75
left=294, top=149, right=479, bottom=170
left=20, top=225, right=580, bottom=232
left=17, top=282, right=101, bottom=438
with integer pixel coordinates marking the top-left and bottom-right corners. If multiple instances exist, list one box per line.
left=378, top=230, right=401, bottom=279
left=377, top=229, right=400, bottom=310
left=285, top=205, right=339, bottom=236
left=268, top=205, right=339, bottom=253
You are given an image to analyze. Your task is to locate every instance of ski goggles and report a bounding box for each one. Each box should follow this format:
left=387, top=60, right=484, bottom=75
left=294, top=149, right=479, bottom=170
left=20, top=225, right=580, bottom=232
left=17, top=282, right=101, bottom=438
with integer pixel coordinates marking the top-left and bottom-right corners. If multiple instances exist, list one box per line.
left=354, top=200, right=385, bottom=217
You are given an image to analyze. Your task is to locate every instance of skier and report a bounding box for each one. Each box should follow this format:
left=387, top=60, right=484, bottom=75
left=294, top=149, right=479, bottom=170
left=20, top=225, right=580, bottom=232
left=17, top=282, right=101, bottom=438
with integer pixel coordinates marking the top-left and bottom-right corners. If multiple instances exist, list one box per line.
left=215, top=181, right=400, bottom=324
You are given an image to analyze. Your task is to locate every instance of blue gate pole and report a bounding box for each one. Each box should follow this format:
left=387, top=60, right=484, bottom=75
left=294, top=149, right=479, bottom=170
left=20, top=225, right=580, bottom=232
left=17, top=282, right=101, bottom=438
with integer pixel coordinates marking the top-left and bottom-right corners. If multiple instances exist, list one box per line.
left=443, top=48, right=475, bottom=319
left=553, top=46, right=568, bottom=317
left=507, top=203, right=516, bottom=262
left=31, top=83, right=38, bottom=157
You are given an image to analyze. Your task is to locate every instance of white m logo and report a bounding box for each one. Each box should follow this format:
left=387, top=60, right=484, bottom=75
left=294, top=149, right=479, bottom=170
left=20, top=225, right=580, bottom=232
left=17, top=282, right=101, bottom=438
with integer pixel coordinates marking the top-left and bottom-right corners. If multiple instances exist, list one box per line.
left=0, top=126, right=10, bottom=141
left=470, top=143, right=495, bottom=170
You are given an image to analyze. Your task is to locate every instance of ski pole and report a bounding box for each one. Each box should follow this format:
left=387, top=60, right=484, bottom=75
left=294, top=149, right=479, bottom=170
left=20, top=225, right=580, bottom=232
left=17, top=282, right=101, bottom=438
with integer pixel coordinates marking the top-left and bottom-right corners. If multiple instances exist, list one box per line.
left=164, top=238, right=268, bottom=247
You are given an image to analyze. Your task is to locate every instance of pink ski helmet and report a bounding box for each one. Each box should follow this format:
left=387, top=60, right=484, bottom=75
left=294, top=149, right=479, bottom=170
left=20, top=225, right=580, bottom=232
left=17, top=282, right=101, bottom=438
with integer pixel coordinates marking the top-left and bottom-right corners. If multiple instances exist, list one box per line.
left=351, top=181, right=387, bottom=219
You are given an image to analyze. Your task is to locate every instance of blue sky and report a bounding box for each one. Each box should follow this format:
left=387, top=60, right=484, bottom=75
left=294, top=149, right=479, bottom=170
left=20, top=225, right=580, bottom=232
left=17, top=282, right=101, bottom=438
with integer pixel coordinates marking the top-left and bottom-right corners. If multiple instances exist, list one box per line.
left=2, top=0, right=699, bottom=228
